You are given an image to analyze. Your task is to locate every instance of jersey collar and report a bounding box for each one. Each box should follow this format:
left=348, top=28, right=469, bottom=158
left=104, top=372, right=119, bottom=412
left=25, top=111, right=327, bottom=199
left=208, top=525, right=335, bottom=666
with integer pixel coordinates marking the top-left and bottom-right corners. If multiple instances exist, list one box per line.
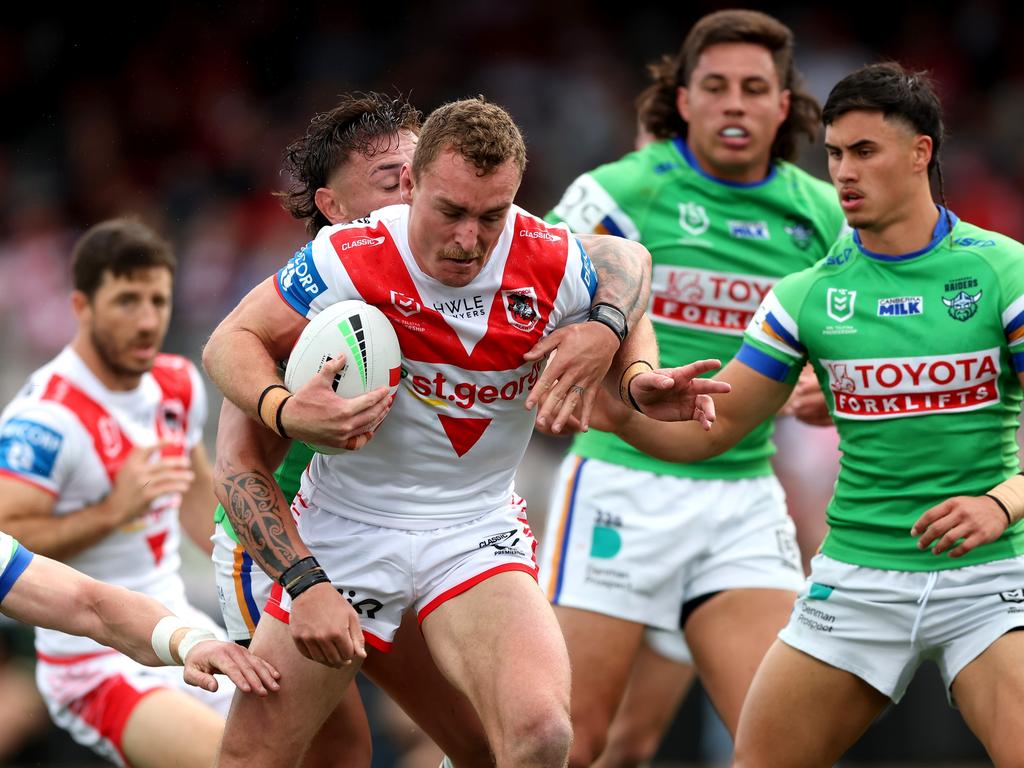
left=671, top=137, right=777, bottom=189
left=852, top=206, right=959, bottom=262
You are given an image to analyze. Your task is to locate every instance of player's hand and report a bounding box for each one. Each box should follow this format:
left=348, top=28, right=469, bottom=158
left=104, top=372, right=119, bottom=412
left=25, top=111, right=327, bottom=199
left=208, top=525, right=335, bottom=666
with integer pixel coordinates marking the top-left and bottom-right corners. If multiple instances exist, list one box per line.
left=628, top=359, right=731, bottom=428
left=288, top=582, right=367, bottom=668
left=523, top=322, right=619, bottom=434
left=281, top=353, right=391, bottom=450
left=106, top=442, right=194, bottom=525
left=780, top=365, right=833, bottom=426
left=910, top=495, right=1009, bottom=558
left=181, top=639, right=281, bottom=696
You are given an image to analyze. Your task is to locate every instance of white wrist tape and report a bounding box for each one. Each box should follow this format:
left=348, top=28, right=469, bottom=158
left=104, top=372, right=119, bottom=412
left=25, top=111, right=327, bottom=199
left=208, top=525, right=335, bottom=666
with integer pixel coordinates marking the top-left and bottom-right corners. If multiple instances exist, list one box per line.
left=151, top=615, right=190, bottom=665
left=177, top=628, right=217, bottom=664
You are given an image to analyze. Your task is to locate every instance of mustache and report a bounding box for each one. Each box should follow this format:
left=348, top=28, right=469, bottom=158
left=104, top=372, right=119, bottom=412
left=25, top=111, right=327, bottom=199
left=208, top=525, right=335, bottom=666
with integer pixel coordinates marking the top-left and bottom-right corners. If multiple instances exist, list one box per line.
left=438, top=245, right=486, bottom=261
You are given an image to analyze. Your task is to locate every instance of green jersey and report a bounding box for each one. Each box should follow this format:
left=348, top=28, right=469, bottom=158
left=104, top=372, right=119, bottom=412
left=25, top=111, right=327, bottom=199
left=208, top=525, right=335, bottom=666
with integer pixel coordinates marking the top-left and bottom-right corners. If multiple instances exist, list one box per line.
left=741, top=210, right=1024, bottom=570
left=213, top=442, right=315, bottom=544
left=549, top=138, right=845, bottom=479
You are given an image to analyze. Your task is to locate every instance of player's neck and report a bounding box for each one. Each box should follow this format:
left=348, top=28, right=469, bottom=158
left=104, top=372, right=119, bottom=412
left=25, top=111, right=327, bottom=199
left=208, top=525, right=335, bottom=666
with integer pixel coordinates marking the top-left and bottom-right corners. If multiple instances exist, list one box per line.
left=687, top=143, right=772, bottom=185
left=856, top=194, right=941, bottom=257
left=70, top=335, right=144, bottom=392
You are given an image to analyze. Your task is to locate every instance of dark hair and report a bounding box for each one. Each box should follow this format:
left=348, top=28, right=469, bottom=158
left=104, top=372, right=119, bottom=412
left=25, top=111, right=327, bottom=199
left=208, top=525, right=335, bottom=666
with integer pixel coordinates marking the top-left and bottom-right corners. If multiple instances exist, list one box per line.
left=412, top=97, right=526, bottom=180
left=636, top=9, right=820, bottom=162
left=822, top=62, right=944, bottom=175
left=277, top=92, right=422, bottom=235
left=72, top=218, right=176, bottom=298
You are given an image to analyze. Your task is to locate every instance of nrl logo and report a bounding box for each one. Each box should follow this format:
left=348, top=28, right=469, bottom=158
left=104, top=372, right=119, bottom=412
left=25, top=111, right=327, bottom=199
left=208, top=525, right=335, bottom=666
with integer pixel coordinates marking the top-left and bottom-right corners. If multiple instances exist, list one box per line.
left=391, top=290, right=421, bottom=317
left=826, top=288, right=856, bottom=323
left=679, top=202, right=710, bottom=236
left=942, top=289, right=982, bottom=322
left=1000, top=588, right=1024, bottom=604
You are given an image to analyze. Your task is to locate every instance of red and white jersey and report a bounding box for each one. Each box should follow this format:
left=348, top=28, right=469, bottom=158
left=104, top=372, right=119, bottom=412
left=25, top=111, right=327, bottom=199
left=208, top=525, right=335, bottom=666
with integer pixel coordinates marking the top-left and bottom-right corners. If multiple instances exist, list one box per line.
left=275, top=203, right=598, bottom=528
left=0, top=348, right=206, bottom=658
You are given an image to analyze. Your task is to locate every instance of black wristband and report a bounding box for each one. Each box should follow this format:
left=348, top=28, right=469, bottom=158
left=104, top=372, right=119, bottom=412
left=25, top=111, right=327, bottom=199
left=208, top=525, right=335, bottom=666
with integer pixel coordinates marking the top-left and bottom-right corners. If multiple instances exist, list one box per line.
left=275, top=395, right=291, bottom=440
left=985, top=494, right=1013, bottom=527
left=587, top=302, right=628, bottom=343
left=278, top=556, right=320, bottom=588
left=279, top=556, right=330, bottom=600
left=257, top=384, right=289, bottom=419
left=627, top=378, right=644, bottom=414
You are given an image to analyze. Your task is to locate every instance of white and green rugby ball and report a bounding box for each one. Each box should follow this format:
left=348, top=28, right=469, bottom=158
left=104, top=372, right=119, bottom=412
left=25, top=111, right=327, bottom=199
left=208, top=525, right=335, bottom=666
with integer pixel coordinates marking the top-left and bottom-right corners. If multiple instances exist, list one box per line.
left=284, top=299, right=402, bottom=454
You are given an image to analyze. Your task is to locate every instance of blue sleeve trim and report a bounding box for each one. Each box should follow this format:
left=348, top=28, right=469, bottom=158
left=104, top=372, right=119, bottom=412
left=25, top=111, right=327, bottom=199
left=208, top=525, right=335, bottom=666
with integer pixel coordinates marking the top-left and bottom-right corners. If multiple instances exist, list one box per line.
left=575, top=238, right=598, bottom=300
left=0, top=545, right=34, bottom=604
left=736, top=343, right=792, bottom=383
left=1007, top=309, right=1024, bottom=335
left=764, top=312, right=804, bottom=353
left=1013, top=349, right=1024, bottom=374
left=599, top=216, right=625, bottom=238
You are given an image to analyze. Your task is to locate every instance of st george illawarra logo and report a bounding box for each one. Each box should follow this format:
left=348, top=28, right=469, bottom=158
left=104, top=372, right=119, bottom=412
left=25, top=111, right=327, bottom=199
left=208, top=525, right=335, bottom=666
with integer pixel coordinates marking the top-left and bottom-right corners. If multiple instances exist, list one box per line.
left=943, top=289, right=982, bottom=322
left=502, top=287, right=540, bottom=332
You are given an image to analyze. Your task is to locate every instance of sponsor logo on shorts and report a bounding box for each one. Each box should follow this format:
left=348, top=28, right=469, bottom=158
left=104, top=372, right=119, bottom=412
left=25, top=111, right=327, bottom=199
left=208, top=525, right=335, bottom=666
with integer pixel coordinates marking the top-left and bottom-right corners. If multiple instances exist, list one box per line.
left=478, top=529, right=525, bottom=557
left=336, top=588, right=383, bottom=619
left=821, top=348, right=1000, bottom=420
left=999, top=588, right=1024, bottom=603
left=877, top=296, right=923, bottom=317
left=590, top=509, right=623, bottom=559
left=728, top=220, right=770, bottom=240
left=796, top=602, right=836, bottom=633
left=651, top=266, right=774, bottom=336
left=775, top=529, right=802, bottom=571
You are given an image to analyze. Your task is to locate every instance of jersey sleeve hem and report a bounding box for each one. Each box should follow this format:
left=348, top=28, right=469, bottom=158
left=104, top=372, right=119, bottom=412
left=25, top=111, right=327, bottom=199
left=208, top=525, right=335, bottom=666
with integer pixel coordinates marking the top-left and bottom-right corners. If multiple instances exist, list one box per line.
left=0, top=544, right=34, bottom=603
left=736, top=342, right=798, bottom=383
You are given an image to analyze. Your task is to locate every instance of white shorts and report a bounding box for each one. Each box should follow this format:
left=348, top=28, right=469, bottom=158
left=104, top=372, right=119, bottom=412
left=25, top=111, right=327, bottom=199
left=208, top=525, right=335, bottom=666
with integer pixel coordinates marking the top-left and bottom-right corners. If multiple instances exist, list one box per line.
left=36, top=602, right=233, bottom=766
left=644, top=626, right=693, bottom=666
left=539, top=457, right=803, bottom=631
left=212, top=521, right=274, bottom=642
left=780, top=554, right=1024, bottom=704
left=265, top=495, right=539, bottom=651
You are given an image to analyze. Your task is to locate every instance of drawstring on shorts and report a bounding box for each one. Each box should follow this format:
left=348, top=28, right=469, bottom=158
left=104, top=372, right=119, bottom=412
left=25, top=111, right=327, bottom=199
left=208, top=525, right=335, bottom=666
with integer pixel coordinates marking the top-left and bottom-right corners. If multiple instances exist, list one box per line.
left=910, top=571, right=939, bottom=646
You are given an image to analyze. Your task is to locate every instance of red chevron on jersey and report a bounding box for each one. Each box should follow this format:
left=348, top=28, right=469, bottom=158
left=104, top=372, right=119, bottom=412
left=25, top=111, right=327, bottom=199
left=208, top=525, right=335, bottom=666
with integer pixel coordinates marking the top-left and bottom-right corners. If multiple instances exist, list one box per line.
left=333, top=214, right=569, bottom=371
left=41, top=375, right=133, bottom=484
left=146, top=530, right=169, bottom=565
left=438, top=415, right=493, bottom=457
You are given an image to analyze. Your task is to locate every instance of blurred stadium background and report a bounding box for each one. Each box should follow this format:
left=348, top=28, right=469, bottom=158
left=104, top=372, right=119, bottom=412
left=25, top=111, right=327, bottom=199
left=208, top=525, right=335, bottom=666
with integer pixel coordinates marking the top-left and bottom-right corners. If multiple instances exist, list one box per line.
left=0, top=1, right=1021, bottom=765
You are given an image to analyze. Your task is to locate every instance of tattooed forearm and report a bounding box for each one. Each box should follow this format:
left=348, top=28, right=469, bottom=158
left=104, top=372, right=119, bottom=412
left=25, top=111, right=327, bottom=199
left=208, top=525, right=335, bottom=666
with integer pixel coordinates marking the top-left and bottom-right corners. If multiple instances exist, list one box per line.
left=579, top=233, right=652, bottom=329
left=219, top=470, right=308, bottom=580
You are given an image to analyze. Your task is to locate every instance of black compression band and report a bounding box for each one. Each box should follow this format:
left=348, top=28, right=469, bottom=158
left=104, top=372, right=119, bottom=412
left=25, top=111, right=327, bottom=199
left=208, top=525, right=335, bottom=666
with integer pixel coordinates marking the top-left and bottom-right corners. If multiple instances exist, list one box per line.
left=986, top=494, right=1013, bottom=527
left=257, top=384, right=289, bottom=419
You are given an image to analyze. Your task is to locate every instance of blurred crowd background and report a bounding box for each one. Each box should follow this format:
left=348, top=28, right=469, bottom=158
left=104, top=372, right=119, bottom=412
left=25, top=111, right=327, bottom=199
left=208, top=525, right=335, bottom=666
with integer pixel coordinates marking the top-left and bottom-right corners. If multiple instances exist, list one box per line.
left=0, top=0, right=1021, bottom=765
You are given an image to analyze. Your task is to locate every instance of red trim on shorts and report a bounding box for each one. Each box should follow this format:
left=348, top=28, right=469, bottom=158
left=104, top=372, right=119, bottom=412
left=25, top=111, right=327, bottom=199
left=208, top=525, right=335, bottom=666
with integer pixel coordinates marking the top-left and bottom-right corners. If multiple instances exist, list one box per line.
left=417, top=563, right=539, bottom=625
left=0, top=469, right=59, bottom=497
left=67, top=673, right=162, bottom=767
left=265, top=583, right=394, bottom=653
left=363, top=631, right=392, bottom=653
left=36, top=648, right=119, bottom=665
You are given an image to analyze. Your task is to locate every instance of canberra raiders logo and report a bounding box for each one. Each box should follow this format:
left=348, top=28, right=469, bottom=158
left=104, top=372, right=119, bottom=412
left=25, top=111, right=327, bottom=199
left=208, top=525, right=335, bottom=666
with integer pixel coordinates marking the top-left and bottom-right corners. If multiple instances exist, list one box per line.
left=942, top=276, right=982, bottom=322
left=784, top=217, right=814, bottom=251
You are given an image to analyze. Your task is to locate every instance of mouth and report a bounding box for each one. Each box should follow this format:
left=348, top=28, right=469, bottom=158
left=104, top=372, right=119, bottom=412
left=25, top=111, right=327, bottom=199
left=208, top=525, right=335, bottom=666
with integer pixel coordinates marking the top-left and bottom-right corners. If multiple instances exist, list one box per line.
left=840, top=188, right=865, bottom=211
left=718, top=125, right=751, bottom=148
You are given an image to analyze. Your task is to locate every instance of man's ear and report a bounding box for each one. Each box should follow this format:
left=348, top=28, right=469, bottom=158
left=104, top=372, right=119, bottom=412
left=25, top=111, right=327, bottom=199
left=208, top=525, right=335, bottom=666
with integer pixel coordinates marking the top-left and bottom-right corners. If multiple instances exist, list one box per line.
left=315, top=187, right=348, bottom=226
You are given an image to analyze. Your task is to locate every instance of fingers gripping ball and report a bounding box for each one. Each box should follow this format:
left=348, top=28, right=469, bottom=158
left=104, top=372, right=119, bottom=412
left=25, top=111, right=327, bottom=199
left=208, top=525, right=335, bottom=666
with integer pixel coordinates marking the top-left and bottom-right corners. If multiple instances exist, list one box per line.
left=285, top=300, right=402, bottom=454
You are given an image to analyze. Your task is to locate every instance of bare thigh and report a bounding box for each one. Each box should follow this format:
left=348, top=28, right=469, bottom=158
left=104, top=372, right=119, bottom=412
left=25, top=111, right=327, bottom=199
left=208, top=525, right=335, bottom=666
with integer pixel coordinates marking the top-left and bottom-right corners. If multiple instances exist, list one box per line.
left=122, top=688, right=226, bottom=768
left=953, top=630, right=1024, bottom=767
left=685, top=588, right=796, bottom=734
left=215, top=616, right=363, bottom=768
left=363, top=611, right=491, bottom=767
left=733, top=640, right=888, bottom=768
left=594, top=640, right=695, bottom=768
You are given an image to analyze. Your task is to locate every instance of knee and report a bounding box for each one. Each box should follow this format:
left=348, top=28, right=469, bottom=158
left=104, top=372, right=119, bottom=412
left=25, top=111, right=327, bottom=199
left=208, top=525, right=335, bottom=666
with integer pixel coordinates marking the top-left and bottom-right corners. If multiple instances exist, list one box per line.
left=503, top=707, right=573, bottom=768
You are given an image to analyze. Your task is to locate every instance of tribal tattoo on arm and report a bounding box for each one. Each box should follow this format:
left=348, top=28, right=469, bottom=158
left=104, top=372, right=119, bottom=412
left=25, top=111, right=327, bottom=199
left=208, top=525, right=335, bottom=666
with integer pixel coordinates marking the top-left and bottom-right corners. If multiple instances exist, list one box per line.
left=220, top=471, right=307, bottom=580
left=579, top=233, right=652, bottom=330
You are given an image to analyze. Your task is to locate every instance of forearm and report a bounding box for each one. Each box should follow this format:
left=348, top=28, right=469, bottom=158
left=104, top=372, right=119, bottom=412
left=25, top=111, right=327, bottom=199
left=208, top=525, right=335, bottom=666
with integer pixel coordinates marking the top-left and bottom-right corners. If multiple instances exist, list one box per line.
left=580, top=234, right=652, bottom=331
left=179, top=450, right=216, bottom=556
left=5, top=502, right=122, bottom=561
left=616, top=408, right=729, bottom=462
left=203, top=328, right=284, bottom=421
left=606, top=314, right=659, bottom=392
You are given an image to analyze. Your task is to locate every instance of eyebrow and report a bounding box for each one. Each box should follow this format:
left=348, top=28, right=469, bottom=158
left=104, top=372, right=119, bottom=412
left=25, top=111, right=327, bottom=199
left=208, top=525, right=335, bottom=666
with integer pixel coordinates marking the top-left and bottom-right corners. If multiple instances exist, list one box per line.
left=369, top=161, right=405, bottom=177
left=700, top=73, right=771, bottom=84
left=437, top=196, right=510, bottom=215
left=824, top=139, right=878, bottom=152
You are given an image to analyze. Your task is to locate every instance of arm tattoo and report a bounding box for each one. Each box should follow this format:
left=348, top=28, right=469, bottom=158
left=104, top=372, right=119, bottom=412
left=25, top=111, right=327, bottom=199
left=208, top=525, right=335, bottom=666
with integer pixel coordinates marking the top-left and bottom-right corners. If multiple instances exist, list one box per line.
left=220, top=470, right=301, bottom=580
left=583, top=235, right=650, bottom=329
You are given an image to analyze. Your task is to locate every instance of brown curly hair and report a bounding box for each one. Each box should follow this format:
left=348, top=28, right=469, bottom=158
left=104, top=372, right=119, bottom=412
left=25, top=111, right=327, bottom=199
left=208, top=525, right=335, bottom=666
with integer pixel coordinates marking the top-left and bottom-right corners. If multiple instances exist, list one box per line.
left=411, top=97, right=527, bottom=180
left=276, top=92, right=422, bottom=235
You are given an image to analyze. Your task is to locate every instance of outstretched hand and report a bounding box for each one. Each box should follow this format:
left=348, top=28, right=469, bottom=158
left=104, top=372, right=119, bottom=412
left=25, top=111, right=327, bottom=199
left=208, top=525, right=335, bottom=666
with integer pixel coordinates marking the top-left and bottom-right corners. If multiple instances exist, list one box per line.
left=182, top=639, right=281, bottom=695
left=628, top=359, right=731, bottom=427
